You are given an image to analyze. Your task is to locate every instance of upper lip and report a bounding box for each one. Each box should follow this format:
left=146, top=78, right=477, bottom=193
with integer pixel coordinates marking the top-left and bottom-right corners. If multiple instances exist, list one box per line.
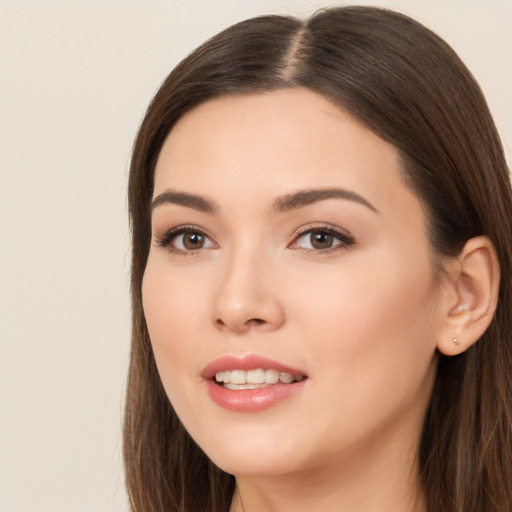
left=201, top=354, right=307, bottom=380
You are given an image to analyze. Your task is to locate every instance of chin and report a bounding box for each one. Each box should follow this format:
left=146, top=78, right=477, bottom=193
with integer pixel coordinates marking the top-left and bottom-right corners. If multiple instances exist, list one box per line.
left=192, top=422, right=309, bottom=477
left=209, top=448, right=306, bottom=478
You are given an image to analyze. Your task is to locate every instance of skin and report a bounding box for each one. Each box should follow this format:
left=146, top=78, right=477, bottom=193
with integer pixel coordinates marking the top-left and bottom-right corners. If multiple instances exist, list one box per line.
left=142, top=89, right=456, bottom=512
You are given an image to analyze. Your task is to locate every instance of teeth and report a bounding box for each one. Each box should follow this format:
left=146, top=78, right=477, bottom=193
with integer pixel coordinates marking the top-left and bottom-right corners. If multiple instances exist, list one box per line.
left=247, top=369, right=265, bottom=384
left=214, top=368, right=303, bottom=386
left=265, top=369, right=279, bottom=384
left=231, top=370, right=246, bottom=385
left=279, top=372, right=294, bottom=384
left=224, top=383, right=271, bottom=390
left=215, top=371, right=227, bottom=383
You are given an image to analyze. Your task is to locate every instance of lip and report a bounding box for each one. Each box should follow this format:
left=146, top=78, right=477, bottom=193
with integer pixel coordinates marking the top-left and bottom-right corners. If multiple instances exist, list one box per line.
left=201, top=354, right=308, bottom=412
left=201, top=354, right=306, bottom=380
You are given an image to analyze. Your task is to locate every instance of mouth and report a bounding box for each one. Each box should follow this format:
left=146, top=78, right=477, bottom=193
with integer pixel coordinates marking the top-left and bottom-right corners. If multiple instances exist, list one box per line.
left=214, top=368, right=305, bottom=390
left=201, top=355, right=308, bottom=411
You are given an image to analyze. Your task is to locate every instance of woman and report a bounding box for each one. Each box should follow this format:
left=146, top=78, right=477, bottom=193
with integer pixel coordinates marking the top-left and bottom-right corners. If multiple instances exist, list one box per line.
left=124, top=6, right=512, bottom=512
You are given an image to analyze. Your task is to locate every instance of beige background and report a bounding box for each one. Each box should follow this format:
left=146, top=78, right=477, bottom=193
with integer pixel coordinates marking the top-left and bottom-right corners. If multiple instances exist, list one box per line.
left=0, top=1, right=510, bottom=511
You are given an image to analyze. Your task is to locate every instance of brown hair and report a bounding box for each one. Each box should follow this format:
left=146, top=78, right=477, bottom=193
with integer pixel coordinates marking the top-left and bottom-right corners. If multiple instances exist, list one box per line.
left=124, top=6, right=512, bottom=511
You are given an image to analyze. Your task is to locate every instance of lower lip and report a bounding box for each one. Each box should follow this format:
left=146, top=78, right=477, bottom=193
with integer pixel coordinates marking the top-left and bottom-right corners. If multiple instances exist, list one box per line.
left=205, top=379, right=307, bottom=412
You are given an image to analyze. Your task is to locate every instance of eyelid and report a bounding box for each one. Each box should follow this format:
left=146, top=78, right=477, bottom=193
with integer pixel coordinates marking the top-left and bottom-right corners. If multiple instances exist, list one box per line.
left=289, top=223, right=355, bottom=252
left=155, top=224, right=217, bottom=253
left=154, top=222, right=354, bottom=254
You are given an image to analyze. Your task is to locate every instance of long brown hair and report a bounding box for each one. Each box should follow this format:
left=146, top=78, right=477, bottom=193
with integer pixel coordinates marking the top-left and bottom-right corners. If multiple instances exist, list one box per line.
left=124, top=7, right=512, bottom=511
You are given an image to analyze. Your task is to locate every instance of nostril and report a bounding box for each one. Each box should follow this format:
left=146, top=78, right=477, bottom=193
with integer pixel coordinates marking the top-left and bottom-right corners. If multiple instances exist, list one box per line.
left=246, top=318, right=266, bottom=327
left=250, top=318, right=265, bottom=324
left=214, top=317, right=267, bottom=331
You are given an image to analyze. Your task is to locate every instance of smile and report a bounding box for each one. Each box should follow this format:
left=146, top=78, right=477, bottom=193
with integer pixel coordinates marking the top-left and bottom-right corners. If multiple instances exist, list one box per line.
left=215, top=369, right=305, bottom=389
left=202, top=355, right=308, bottom=412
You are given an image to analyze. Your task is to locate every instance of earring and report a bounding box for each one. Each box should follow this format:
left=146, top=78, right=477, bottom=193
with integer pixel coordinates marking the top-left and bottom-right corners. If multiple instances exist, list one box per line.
left=452, top=337, right=461, bottom=347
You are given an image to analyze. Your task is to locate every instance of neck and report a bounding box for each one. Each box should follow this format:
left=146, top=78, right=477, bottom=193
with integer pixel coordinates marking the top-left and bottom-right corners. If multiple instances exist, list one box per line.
left=231, top=467, right=425, bottom=512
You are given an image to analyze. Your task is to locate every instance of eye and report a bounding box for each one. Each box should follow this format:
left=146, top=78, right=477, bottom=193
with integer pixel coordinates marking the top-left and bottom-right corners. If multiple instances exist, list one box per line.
left=156, top=226, right=217, bottom=253
left=290, top=226, right=355, bottom=252
left=174, top=231, right=213, bottom=251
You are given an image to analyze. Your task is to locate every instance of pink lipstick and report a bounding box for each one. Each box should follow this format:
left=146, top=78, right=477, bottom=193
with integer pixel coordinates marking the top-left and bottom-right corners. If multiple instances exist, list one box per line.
left=202, top=354, right=307, bottom=412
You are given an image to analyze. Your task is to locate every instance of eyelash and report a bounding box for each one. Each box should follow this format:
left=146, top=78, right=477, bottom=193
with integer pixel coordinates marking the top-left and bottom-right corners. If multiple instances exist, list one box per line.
left=289, top=224, right=355, bottom=253
left=155, top=223, right=355, bottom=255
left=155, top=225, right=217, bottom=254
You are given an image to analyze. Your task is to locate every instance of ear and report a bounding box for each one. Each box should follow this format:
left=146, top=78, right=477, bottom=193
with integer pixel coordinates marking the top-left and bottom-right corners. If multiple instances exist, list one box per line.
left=437, top=236, right=500, bottom=356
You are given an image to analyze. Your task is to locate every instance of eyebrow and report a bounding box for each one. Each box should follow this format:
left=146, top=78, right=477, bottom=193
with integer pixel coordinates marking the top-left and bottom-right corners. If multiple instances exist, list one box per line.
left=150, top=187, right=378, bottom=215
left=272, top=188, right=378, bottom=214
left=151, top=190, right=218, bottom=213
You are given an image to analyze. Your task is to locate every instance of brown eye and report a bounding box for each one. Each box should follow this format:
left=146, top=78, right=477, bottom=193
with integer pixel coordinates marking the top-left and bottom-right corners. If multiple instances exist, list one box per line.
left=157, top=227, right=216, bottom=253
left=310, top=231, right=334, bottom=250
left=182, top=231, right=205, bottom=250
left=290, top=226, right=355, bottom=253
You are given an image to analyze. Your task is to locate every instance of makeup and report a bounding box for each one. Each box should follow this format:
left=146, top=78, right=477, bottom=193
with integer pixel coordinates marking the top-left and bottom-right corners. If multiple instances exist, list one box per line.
left=201, top=355, right=307, bottom=412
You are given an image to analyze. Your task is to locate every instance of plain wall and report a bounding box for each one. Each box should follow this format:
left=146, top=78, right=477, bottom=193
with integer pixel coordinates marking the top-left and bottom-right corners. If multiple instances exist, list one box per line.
left=0, top=1, right=510, bottom=511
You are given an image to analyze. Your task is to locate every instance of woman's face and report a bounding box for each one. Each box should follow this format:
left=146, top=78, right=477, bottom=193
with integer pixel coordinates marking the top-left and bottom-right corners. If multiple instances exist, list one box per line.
left=142, top=89, right=445, bottom=478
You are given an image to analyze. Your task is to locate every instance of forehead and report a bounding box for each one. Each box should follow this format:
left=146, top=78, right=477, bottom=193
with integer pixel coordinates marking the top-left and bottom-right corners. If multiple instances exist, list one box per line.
left=159, top=91, right=389, bottom=172
left=153, top=89, right=419, bottom=219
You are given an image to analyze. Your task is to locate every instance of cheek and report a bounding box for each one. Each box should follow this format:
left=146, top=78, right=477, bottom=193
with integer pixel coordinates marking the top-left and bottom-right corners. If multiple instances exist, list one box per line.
left=292, top=266, right=438, bottom=460
left=289, top=249, right=440, bottom=404
left=142, top=254, right=209, bottom=331
left=141, top=260, right=208, bottom=389
left=292, top=249, right=438, bottom=338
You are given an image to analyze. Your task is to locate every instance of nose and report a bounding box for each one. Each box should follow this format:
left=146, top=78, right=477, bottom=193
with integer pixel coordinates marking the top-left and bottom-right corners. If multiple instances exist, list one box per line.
left=212, top=250, right=285, bottom=333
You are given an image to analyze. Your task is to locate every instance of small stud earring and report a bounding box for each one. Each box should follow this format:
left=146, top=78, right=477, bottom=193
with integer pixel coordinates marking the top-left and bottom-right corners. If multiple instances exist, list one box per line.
left=452, top=337, right=461, bottom=347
